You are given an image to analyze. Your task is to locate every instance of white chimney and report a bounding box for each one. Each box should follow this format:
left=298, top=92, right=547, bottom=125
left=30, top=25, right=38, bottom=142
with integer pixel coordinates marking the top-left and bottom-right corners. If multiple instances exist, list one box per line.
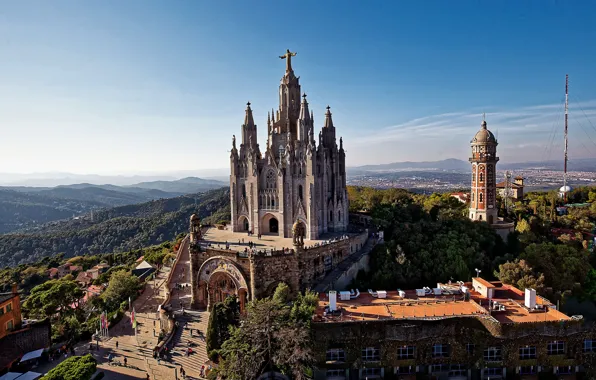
left=329, top=290, right=337, bottom=312
left=525, top=288, right=536, bottom=309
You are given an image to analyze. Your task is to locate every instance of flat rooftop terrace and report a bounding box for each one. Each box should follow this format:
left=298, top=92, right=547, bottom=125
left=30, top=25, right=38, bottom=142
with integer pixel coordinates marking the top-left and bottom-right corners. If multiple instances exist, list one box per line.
left=314, top=280, right=572, bottom=324
left=202, top=226, right=357, bottom=252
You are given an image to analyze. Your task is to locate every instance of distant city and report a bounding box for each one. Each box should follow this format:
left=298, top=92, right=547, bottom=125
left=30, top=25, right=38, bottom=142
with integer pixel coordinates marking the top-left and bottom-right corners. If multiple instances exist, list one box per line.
left=347, top=169, right=596, bottom=193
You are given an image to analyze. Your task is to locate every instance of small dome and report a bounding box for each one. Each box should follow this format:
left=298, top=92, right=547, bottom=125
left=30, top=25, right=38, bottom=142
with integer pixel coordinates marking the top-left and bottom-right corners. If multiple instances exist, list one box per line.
left=471, top=120, right=497, bottom=144
left=190, top=214, right=199, bottom=221
left=559, top=185, right=572, bottom=193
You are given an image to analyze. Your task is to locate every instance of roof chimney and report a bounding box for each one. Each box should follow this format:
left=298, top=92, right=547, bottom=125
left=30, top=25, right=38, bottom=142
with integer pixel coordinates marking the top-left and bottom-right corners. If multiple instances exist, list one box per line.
left=329, top=290, right=337, bottom=312
left=12, top=283, right=18, bottom=295
left=525, top=288, right=536, bottom=309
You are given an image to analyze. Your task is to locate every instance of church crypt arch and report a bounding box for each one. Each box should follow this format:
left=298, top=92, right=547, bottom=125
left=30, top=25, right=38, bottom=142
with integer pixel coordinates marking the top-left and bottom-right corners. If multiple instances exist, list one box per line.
left=197, top=257, right=250, bottom=312
left=238, top=215, right=249, bottom=232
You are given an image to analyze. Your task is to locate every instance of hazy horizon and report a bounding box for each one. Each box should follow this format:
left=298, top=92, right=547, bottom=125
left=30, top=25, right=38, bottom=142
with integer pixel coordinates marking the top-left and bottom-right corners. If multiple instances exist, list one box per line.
left=2, top=1, right=596, bottom=174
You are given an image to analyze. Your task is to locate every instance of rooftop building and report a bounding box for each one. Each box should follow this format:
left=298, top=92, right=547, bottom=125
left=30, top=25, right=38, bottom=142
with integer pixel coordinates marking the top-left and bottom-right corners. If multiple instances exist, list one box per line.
left=311, top=278, right=594, bottom=380
left=315, top=278, right=570, bottom=325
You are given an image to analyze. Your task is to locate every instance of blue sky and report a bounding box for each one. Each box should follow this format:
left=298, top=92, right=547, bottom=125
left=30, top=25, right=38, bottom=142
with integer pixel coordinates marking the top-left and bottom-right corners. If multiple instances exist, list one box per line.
left=1, top=1, right=596, bottom=175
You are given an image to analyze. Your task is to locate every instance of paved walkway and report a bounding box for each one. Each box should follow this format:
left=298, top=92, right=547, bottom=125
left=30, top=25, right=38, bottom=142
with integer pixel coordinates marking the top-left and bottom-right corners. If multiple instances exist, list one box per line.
left=69, top=265, right=172, bottom=379
left=313, top=236, right=377, bottom=293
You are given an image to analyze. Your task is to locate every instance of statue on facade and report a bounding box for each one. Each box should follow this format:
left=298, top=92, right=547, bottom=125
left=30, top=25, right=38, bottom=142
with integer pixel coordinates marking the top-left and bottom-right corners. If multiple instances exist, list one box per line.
left=190, top=214, right=202, bottom=243
left=292, top=220, right=305, bottom=246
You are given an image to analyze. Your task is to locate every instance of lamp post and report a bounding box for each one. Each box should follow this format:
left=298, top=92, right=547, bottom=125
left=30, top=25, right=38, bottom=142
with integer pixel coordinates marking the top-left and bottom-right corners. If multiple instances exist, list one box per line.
left=475, top=268, right=481, bottom=278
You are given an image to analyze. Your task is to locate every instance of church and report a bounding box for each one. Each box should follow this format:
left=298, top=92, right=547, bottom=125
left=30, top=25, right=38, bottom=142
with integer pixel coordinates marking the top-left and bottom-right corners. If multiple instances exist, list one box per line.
left=229, top=50, right=349, bottom=240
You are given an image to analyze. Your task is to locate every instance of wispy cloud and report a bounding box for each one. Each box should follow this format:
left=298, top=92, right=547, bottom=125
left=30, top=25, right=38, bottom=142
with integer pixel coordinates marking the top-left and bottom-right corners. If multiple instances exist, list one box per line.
left=355, top=100, right=596, bottom=147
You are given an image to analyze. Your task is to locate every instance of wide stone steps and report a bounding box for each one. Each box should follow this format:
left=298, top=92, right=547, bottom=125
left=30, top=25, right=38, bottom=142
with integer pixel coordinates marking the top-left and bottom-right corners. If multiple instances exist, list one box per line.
left=167, top=311, right=211, bottom=379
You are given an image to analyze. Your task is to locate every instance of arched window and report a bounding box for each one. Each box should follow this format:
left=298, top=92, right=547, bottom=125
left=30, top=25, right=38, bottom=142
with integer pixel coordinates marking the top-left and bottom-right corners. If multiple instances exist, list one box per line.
left=479, top=193, right=483, bottom=203
left=266, top=171, right=276, bottom=189
left=479, top=172, right=484, bottom=182
left=338, top=211, right=341, bottom=221
left=298, top=185, right=303, bottom=201
left=242, top=184, right=246, bottom=198
left=329, top=210, right=333, bottom=222
left=472, top=192, right=475, bottom=201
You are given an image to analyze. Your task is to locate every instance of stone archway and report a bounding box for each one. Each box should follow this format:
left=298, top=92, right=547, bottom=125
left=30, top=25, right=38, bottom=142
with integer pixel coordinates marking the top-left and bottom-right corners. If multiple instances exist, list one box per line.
left=238, top=215, right=249, bottom=232
left=197, top=257, right=250, bottom=312
left=261, top=213, right=279, bottom=235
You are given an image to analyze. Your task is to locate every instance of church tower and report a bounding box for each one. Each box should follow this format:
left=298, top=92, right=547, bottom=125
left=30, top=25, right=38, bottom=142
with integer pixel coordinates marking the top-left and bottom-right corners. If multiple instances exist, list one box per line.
left=230, top=50, right=349, bottom=239
left=469, top=118, right=499, bottom=224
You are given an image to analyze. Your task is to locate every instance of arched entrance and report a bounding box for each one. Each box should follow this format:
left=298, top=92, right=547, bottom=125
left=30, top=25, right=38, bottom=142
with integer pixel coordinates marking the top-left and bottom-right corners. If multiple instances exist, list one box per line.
left=196, top=257, right=250, bottom=313
left=238, top=215, right=249, bottom=232
left=269, top=218, right=279, bottom=233
left=261, top=213, right=279, bottom=235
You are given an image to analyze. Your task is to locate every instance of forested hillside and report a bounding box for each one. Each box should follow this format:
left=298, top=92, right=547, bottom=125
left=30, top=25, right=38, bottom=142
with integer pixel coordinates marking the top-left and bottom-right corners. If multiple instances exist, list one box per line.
left=0, top=188, right=230, bottom=267
left=0, top=185, right=181, bottom=233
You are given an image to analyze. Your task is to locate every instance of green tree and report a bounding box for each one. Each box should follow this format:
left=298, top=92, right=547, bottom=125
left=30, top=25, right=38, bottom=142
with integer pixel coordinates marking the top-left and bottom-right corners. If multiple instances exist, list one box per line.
left=496, top=259, right=545, bottom=292
left=522, top=242, right=590, bottom=294
left=101, top=270, right=140, bottom=311
left=216, top=284, right=315, bottom=380
left=206, top=295, right=240, bottom=361
left=23, top=279, right=83, bottom=321
left=41, top=354, right=97, bottom=380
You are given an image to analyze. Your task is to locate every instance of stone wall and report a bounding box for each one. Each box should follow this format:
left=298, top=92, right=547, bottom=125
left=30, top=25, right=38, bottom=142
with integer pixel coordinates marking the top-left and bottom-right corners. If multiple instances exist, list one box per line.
left=311, top=317, right=596, bottom=372
left=251, top=253, right=300, bottom=299
left=0, top=319, right=51, bottom=370
left=190, top=230, right=373, bottom=307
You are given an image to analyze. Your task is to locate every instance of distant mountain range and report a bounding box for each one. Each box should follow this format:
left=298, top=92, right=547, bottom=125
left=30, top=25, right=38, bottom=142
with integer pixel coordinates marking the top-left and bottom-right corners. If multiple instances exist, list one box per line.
left=0, top=177, right=226, bottom=234
left=349, top=158, right=596, bottom=174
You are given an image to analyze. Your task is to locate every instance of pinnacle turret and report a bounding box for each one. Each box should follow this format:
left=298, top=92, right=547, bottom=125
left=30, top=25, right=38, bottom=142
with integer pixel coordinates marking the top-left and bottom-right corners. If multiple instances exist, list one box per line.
left=299, top=93, right=310, bottom=121
left=244, top=102, right=255, bottom=127
left=324, top=105, right=334, bottom=128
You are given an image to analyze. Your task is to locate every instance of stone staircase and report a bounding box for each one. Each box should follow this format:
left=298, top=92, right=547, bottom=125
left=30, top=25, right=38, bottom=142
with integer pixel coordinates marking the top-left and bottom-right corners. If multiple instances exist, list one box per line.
left=169, top=311, right=211, bottom=379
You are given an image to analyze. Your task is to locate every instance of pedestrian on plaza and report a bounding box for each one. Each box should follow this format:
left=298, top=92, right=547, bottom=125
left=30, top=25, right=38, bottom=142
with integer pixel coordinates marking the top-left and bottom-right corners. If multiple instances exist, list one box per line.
left=190, top=329, right=193, bottom=337
left=116, top=341, right=119, bottom=349
left=200, top=366, right=205, bottom=377
left=146, top=374, right=150, bottom=380
left=124, top=357, right=127, bottom=367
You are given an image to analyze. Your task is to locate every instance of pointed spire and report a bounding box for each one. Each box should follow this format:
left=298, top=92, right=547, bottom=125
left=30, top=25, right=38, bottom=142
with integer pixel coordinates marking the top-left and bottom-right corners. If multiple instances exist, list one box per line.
left=340, top=137, right=343, bottom=150
left=244, top=102, right=255, bottom=127
left=324, top=105, right=334, bottom=128
left=299, top=93, right=310, bottom=120
left=272, top=108, right=275, bottom=123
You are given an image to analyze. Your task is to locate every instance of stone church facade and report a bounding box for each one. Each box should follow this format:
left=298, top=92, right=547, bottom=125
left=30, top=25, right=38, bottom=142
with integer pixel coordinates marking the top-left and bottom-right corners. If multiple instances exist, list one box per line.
left=229, top=50, right=349, bottom=239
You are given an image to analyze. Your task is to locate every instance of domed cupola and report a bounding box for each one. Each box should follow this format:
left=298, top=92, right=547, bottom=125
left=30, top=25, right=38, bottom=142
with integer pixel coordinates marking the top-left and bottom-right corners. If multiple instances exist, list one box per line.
left=471, top=120, right=497, bottom=144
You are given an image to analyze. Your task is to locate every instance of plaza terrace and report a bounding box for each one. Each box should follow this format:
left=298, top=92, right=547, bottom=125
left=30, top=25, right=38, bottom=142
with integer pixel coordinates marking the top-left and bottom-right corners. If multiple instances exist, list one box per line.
left=314, top=277, right=573, bottom=324
left=202, top=225, right=359, bottom=253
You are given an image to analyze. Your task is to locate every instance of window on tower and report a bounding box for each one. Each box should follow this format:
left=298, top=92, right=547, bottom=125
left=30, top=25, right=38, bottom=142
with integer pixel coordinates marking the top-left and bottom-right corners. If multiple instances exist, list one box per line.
left=479, top=172, right=484, bottom=182
left=298, top=185, right=303, bottom=201
left=479, top=193, right=483, bottom=203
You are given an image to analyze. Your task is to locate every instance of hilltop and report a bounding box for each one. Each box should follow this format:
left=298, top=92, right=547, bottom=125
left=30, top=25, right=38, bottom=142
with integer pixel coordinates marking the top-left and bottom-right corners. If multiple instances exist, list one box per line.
left=0, top=177, right=226, bottom=233
left=0, top=187, right=230, bottom=267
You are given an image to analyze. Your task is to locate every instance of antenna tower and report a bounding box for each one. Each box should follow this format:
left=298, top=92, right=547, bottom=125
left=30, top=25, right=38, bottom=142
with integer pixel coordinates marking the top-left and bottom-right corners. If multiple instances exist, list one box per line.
left=563, top=74, right=569, bottom=202
left=504, top=171, right=513, bottom=214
